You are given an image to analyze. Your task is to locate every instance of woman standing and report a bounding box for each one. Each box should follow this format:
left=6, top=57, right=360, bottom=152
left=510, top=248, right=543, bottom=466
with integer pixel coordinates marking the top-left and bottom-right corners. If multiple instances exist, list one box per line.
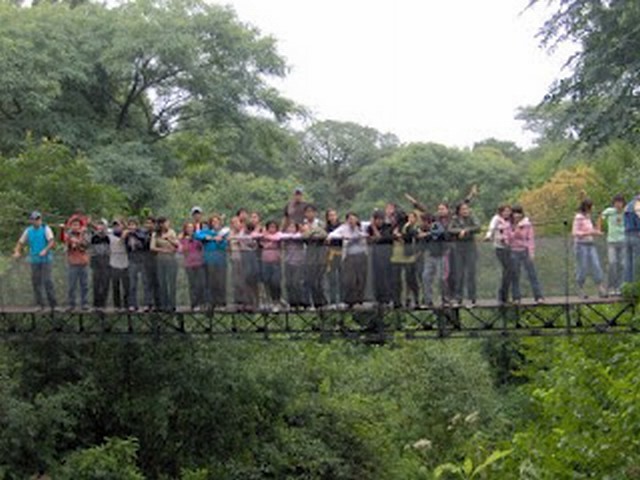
left=509, top=206, right=544, bottom=303
left=180, top=222, right=205, bottom=310
left=448, top=203, right=481, bottom=307
left=484, top=204, right=513, bottom=304
left=572, top=199, right=606, bottom=298
left=150, top=217, right=179, bottom=312
left=327, top=212, right=369, bottom=307
left=325, top=209, right=343, bottom=306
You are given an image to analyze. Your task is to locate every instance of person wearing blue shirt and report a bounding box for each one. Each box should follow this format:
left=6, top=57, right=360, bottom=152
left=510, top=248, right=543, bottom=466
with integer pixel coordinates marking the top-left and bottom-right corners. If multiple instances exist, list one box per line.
left=194, top=215, right=229, bottom=308
left=624, top=195, right=640, bottom=283
left=13, top=211, right=57, bottom=310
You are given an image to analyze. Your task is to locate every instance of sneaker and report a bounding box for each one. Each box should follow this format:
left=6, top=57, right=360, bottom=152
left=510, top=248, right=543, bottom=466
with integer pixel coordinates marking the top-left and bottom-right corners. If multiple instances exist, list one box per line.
left=128, top=306, right=137, bottom=313
left=598, top=285, right=608, bottom=298
left=577, top=287, right=588, bottom=299
left=535, top=297, right=545, bottom=304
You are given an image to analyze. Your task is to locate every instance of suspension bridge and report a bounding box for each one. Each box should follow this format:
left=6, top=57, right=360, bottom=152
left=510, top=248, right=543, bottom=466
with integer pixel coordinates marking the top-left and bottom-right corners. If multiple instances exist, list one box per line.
left=1, top=230, right=638, bottom=342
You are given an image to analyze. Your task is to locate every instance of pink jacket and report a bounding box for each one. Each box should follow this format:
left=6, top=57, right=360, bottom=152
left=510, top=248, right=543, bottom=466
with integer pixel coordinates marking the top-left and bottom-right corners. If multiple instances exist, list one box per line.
left=260, top=232, right=284, bottom=263
left=572, top=213, right=596, bottom=243
left=180, top=237, right=204, bottom=268
left=509, top=217, right=535, bottom=257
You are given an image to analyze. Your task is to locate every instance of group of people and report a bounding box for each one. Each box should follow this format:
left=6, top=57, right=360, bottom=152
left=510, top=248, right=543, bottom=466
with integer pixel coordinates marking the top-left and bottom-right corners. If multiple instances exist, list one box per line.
left=10, top=186, right=640, bottom=313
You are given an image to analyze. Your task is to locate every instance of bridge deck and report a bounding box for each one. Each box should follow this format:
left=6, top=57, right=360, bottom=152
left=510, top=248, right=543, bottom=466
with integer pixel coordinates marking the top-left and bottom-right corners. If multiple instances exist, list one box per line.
left=0, top=296, right=636, bottom=341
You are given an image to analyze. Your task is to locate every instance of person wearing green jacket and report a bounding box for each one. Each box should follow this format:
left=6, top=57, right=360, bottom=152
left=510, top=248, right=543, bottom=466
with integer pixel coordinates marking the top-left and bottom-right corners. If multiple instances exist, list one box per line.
left=448, top=203, right=481, bottom=307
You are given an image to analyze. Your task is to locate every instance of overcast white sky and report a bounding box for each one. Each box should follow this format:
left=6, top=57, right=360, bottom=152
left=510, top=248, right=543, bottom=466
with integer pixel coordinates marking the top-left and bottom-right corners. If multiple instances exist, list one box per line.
left=222, top=0, right=572, bottom=148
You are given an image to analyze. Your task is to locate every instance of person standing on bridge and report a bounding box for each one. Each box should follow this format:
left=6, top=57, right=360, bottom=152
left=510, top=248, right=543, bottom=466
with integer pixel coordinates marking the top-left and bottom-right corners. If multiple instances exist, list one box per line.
left=325, top=208, right=343, bottom=307
left=448, top=203, right=481, bottom=307
left=64, top=217, right=90, bottom=311
left=327, top=212, right=368, bottom=307
left=302, top=205, right=327, bottom=309
left=124, top=217, right=153, bottom=313
left=572, top=199, right=606, bottom=298
left=108, top=220, right=129, bottom=312
left=151, top=217, right=180, bottom=312
left=367, top=210, right=394, bottom=305
left=194, top=215, right=229, bottom=309
left=484, top=204, right=513, bottom=305
left=283, top=186, right=309, bottom=226
left=623, top=195, right=640, bottom=284
left=180, top=222, right=205, bottom=311
left=89, top=220, right=110, bottom=310
left=599, top=194, right=626, bottom=295
left=509, top=206, right=544, bottom=304
left=13, top=211, right=57, bottom=311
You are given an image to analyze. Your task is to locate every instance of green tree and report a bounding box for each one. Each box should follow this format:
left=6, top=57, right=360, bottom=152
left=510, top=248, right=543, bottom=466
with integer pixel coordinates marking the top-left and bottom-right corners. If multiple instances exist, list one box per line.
left=0, top=0, right=297, bottom=154
left=528, top=0, right=640, bottom=147
left=297, top=120, right=399, bottom=210
left=56, top=438, right=145, bottom=480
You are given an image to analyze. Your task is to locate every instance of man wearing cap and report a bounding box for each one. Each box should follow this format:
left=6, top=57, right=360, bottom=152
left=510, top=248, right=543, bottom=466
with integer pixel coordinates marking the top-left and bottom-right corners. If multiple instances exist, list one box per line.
left=13, top=211, right=57, bottom=310
left=191, top=206, right=204, bottom=232
left=283, top=187, right=309, bottom=226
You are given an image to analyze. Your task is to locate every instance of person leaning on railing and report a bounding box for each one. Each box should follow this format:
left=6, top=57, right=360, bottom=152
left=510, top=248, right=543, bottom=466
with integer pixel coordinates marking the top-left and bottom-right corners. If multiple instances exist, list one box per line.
left=150, top=217, right=179, bottom=312
left=327, top=212, right=369, bottom=307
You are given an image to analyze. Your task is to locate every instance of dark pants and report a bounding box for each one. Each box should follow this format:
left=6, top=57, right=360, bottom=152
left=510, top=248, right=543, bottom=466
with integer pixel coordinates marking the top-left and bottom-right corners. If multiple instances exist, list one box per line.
left=111, top=267, right=129, bottom=309
left=454, top=242, right=477, bottom=301
left=495, top=247, right=512, bottom=303
left=67, top=264, right=88, bottom=308
left=31, top=262, right=56, bottom=308
left=371, top=250, right=393, bottom=303
left=305, top=262, right=327, bottom=307
left=157, top=254, right=177, bottom=311
left=207, top=263, right=227, bottom=307
left=92, top=260, right=110, bottom=308
left=129, top=260, right=153, bottom=308
left=144, top=256, right=160, bottom=308
left=262, top=262, right=282, bottom=302
left=285, top=263, right=306, bottom=307
left=326, top=251, right=342, bottom=304
left=185, top=266, right=206, bottom=308
left=392, top=262, right=419, bottom=305
left=511, top=250, right=543, bottom=300
left=342, top=253, right=367, bottom=306
left=232, top=253, right=259, bottom=307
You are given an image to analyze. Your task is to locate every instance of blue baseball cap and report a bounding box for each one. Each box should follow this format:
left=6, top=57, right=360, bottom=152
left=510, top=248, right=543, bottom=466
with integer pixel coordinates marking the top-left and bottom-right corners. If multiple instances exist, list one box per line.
left=29, top=211, right=42, bottom=221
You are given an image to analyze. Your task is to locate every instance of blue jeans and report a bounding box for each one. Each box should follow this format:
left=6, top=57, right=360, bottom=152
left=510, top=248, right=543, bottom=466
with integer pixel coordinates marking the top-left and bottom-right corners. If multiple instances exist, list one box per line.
left=511, top=250, right=543, bottom=300
left=575, top=243, right=603, bottom=287
left=128, top=260, right=152, bottom=308
left=67, top=264, right=89, bottom=308
left=422, top=255, right=448, bottom=304
left=625, top=234, right=640, bottom=283
left=607, top=242, right=625, bottom=290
